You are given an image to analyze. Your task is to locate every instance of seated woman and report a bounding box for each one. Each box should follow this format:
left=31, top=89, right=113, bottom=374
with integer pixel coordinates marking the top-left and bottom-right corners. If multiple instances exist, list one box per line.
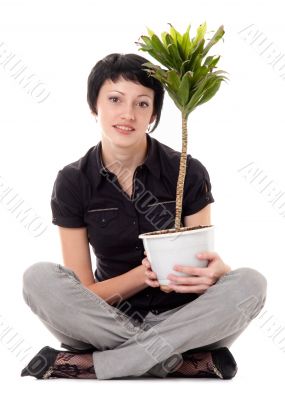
left=21, top=53, right=267, bottom=380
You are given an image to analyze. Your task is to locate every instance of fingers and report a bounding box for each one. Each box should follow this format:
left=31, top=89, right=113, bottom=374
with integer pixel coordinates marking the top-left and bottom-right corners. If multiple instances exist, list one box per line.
left=145, top=277, right=160, bottom=288
left=168, top=284, right=208, bottom=294
left=142, top=252, right=171, bottom=291
left=173, top=265, right=211, bottom=278
left=141, top=257, right=150, bottom=268
left=142, top=257, right=157, bottom=277
left=197, top=251, right=219, bottom=261
left=142, top=256, right=159, bottom=287
left=145, top=269, right=158, bottom=281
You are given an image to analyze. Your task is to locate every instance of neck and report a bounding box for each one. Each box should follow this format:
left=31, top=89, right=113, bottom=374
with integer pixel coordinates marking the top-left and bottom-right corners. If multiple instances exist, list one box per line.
left=101, top=136, right=148, bottom=176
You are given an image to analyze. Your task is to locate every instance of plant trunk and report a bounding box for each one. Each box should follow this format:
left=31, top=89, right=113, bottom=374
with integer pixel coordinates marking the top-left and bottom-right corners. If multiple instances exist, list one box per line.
left=174, top=112, right=188, bottom=230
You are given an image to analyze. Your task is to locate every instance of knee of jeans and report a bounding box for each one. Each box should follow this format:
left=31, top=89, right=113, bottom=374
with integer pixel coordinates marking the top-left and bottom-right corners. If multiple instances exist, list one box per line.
left=238, top=267, right=267, bottom=295
left=22, top=261, right=58, bottom=302
left=236, top=267, right=267, bottom=315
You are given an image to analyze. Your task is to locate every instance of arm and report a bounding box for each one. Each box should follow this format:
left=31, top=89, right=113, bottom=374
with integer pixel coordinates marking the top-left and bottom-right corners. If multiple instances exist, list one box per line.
left=87, top=266, right=148, bottom=306
left=183, top=203, right=212, bottom=228
left=58, top=226, right=148, bottom=306
left=58, top=226, right=95, bottom=287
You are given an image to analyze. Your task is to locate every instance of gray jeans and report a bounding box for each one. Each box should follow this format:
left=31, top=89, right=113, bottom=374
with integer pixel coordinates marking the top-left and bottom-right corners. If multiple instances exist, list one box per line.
left=22, top=262, right=267, bottom=379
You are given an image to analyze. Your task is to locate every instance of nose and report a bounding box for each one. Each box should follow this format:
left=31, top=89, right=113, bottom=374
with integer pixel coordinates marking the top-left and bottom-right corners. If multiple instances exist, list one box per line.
left=121, top=103, right=135, bottom=120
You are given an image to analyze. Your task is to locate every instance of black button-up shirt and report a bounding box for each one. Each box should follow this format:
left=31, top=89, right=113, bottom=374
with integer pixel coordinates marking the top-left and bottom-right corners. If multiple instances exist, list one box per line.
left=51, top=134, right=215, bottom=323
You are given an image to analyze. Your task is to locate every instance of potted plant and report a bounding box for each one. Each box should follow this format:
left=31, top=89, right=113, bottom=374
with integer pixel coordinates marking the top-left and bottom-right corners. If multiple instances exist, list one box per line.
left=136, top=22, right=228, bottom=290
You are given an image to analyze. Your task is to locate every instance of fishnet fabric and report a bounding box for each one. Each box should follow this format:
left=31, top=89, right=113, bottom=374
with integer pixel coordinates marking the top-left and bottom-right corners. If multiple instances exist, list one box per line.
left=47, top=352, right=96, bottom=379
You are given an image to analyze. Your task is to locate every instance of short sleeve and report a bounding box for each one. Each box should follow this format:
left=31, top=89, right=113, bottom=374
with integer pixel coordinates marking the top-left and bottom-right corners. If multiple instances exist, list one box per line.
left=51, top=167, right=86, bottom=228
left=182, top=156, right=215, bottom=217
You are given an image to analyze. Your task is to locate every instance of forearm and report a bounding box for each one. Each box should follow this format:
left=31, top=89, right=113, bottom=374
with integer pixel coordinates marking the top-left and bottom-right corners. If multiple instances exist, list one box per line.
left=86, top=264, right=148, bottom=306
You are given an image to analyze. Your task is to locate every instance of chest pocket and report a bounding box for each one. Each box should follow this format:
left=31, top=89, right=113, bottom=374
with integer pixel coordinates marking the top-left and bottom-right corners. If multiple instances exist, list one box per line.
left=85, top=207, right=120, bottom=256
left=87, top=207, right=119, bottom=228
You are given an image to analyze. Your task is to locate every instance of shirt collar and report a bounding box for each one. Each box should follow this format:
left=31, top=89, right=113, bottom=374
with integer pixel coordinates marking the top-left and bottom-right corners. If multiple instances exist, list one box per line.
left=93, top=134, right=160, bottom=190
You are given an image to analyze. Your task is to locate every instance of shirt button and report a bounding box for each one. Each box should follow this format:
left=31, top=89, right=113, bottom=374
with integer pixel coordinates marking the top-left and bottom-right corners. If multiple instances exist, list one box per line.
left=133, top=220, right=136, bottom=225
left=135, top=245, right=140, bottom=251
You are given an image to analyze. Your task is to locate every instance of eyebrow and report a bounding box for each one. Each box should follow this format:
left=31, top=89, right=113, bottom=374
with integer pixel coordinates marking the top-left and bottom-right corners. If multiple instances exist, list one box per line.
left=108, top=90, right=152, bottom=99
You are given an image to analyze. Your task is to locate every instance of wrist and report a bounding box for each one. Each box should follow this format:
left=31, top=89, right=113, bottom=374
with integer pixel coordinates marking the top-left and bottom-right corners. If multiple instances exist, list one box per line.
left=137, top=264, right=148, bottom=289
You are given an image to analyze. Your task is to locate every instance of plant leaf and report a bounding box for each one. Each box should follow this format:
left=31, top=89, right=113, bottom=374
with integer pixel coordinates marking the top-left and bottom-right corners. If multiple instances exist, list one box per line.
left=181, top=24, right=192, bottom=58
left=166, top=70, right=181, bottom=92
left=177, top=71, right=193, bottom=106
left=167, top=43, right=183, bottom=69
left=192, top=22, right=207, bottom=48
left=202, top=25, right=225, bottom=57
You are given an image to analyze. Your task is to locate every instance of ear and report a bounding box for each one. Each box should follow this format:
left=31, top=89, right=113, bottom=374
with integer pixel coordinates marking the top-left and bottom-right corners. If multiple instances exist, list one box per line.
left=149, top=114, right=156, bottom=124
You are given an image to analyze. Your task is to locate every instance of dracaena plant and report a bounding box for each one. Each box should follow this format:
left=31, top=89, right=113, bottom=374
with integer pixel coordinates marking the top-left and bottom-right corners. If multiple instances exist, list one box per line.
left=136, top=22, right=228, bottom=231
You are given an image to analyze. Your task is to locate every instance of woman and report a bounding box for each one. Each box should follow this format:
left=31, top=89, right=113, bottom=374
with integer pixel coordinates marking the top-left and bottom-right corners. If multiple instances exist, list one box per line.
left=21, top=53, right=267, bottom=380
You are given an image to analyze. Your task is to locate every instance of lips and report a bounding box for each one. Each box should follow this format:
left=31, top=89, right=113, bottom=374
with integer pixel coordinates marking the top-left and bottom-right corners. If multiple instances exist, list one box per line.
left=113, top=124, right=135, bottom=131
left=113, top=124, right=135, bottom=135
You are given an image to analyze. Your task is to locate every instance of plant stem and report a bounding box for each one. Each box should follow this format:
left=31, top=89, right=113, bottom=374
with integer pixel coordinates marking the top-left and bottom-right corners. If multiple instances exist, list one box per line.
left=174, top=112, right=188, bottom=230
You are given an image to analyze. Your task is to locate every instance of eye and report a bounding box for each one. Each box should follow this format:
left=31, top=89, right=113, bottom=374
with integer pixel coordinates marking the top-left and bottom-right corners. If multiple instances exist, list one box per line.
left=138, top=101, right=149, bottom=108
left=108, top=96, right=120, bottom=103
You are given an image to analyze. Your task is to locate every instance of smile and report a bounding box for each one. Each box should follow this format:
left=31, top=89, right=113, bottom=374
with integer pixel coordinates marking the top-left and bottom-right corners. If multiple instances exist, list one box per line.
left=113, top=125, right=135, bottom=131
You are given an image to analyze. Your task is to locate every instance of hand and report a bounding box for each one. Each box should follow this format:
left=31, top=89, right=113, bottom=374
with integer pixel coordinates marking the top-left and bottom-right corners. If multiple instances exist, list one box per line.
left=142, top=251, right=174, bottom=292
left=166, top=251, right=231, bottom=294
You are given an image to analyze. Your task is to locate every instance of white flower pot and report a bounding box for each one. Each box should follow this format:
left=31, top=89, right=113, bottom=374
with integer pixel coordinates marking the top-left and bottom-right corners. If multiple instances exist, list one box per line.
left=139, top=225, right=215, bottom=285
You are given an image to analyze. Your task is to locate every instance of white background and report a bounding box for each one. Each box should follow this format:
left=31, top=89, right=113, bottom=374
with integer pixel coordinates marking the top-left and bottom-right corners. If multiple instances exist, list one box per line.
left=0, top=0, right=284, bottom=397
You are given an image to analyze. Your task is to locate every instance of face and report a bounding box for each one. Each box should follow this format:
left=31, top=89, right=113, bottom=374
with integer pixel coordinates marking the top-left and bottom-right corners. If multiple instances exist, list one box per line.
left=95, top=77, right=156, bottom=148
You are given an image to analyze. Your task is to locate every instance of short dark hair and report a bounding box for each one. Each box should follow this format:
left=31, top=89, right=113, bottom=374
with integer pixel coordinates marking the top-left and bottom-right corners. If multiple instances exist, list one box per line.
left=87, top=53, right=165, bottom=133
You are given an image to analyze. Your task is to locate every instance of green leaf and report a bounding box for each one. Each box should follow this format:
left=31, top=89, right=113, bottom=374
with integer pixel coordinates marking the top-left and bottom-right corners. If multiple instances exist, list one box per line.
left=205, top=55, right=220, bottom=69
left=186, top=39, right=205, bottom=71
left=181, top=24, right=192, bottom=58
left=161, top=31, right=168, bottom=47
left=191, top=52, right=203, bottom=72
left=168, top=23, right=183, bottom=46
left=137, top=22, right=228, bottom=118
left=166, top=87, right=184, bottom=111
left=139, top=35, right=153, bottom=49
left=192, top=65, right=209, bottom=88
left=151, top=34, right=169, bottom=55
left=192, top=22, right=207, bottom=48
left=146, top=27, right=155, bottom=38
left=202, top=25, right=225, bottom=57
left=166, top=70, right=181, bottom=92
left=197, top=79, right=222, bottom=106
left=180, top=60, right=192, bottom=75
left=149, top=34, right=174, bottom=66
left=185, top=75, right=211, bottom=114
left=212, top=69, right=229, bottom=77
left=142, top=65, right=168, bottom=84
left=165, top=33, right=175, bottom=46
left=177, top=71, right=192, bottom=105
left=167, top=43, right=183, bottom=69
